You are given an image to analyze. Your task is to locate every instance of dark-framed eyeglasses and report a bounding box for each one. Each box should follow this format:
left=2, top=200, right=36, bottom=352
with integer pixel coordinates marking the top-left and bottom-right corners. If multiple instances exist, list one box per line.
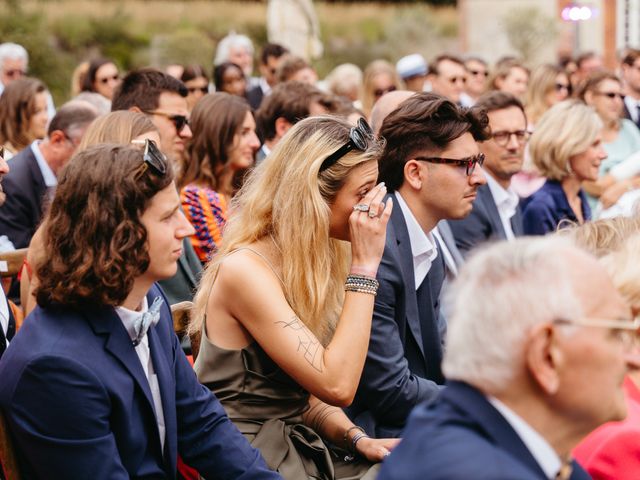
left=414, top=153, right=485, bottom=176
left=594, top=91, right=624, bottom=101
left=490, top=130, right=530, bottom=147
left=319, top=118, right=374, bottom=173
left=374, top=85, right=397, bottom=98
left=133, top=139, right=167, bottom=179
left=188, top=86, right=208, bottom=94
left=468, top=69, right=488, bottom=78
left=98, top=74, right=120, bottom=84
left=446, top=75, right=466, bottom=85
left=143, top=110, right=190, bottom=133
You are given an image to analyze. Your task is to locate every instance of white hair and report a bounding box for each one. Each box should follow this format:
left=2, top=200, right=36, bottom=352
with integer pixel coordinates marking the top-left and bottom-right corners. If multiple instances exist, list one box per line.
left=0, top=43, right=28, bottom=71
left=214, top=32, right=254, bottom=66
left=325, top=63, right=363, bottom=98
left=442, top=236, right=585, bottom=393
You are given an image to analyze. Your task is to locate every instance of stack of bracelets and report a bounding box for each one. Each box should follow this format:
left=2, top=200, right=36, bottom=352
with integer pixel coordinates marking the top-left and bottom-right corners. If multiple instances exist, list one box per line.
left=344, top=274, right=379, bottom=296
left=343, top=426, right=369, bottom=454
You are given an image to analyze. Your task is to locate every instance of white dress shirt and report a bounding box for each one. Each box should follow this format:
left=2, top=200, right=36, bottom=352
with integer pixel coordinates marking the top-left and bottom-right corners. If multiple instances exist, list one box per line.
left=431, top=227, right=458, bottom=277
left=259, top=76, right=272, bottom=97
left=395, top=192, right=438, bottom=289
left=0, top=287, right=10, bottom=347
left=485, top=173, right=519, bottom=240
left=31, top=141, right=57, bottom=188
left=488, top=396, right=562, bottom=480
left=624, top=95, right=640, bottom=124
left=115, top=297, right=166, bottom=451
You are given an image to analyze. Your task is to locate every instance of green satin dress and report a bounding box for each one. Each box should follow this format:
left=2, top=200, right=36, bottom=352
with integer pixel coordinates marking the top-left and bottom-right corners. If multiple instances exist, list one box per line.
left=194, top=334, right=378, bottom=480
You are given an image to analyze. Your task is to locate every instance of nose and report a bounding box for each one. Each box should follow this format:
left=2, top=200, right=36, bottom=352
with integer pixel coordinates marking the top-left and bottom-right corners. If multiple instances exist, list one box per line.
left=180, top=123, right=193, bottom=139
left=598, top=145, right=608, bottom=160
left=0, top=155, right=9, bottom=175
left=249, top=131, right=260, bottom=151
left=177, top=210, right=196, bottom=238
left=506, top=133, right=520, bottom=151
left=470, top=165, right=486, bottom=185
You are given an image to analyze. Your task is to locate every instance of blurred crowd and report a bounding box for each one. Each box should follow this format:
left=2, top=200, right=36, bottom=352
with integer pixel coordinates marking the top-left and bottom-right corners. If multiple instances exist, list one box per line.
left=0, top=31, right=640, bottom=480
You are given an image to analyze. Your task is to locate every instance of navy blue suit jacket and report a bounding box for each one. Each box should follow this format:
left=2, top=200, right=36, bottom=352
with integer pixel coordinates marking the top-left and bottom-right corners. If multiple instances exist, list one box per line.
left=0, top=285, right=280, bottom=479
left=347, top=196, right=445, bottom=438
left=448, top=183, right=523, bottom=255
left=0, top=146, right=47, bottom=249
left=522, top=180, right=591, bottom=236
left=378, top=381, right=591, bottom=480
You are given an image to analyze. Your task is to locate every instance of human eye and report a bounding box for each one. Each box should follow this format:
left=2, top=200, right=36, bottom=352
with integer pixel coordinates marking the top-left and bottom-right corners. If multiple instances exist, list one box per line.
left=493, top=132, right=508, bottom=142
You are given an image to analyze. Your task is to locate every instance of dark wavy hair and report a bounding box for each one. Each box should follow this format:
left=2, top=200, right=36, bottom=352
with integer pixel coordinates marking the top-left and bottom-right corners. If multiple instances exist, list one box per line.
left=378, top=92, right=490, bottom=191
left=35, top=144, right=174, bottom=308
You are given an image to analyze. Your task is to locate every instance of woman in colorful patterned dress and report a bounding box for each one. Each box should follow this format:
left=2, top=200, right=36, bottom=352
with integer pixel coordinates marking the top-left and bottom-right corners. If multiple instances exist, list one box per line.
left=179, top=92, right=260, bottom=263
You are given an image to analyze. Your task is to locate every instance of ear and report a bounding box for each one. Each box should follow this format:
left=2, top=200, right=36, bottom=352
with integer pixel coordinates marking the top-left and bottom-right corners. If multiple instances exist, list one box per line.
left=403, top=159, right=425, bottom=191
left=525, top=323, right=562, bottom=395
left=275, top=117, right=292, bottom=138
left=48, top=130, right=66, bottom=146
left=583, top=90, right=594, bottom=105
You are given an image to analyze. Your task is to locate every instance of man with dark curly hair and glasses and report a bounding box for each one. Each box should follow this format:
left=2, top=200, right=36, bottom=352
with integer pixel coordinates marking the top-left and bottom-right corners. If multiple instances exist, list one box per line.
left=449, top=91, right=527, bottom=255
left=347, top=92, right=490, bottom=438
left=0, top=143, right=281, bottom=479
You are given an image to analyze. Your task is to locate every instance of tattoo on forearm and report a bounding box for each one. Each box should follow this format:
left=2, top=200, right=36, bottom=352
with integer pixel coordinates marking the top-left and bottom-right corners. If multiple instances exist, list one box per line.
left=276, top=316, right=323, bottom=372
left=303, top=401, right=340, bottom=433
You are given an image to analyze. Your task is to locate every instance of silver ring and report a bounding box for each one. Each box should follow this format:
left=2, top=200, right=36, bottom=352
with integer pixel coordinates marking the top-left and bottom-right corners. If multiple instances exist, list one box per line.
left=353, top=204, right=370, bottom=212
left=368, top=209, right=377, bottom=218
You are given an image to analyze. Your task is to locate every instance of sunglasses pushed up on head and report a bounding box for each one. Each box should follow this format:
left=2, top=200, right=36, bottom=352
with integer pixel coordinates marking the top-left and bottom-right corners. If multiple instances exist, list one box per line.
left=131, top=139, right=168, bottom=180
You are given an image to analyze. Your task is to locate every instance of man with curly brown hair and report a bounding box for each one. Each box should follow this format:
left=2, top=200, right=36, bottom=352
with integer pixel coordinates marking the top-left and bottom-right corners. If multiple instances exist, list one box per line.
left=0, top=143, right=281, bottom=479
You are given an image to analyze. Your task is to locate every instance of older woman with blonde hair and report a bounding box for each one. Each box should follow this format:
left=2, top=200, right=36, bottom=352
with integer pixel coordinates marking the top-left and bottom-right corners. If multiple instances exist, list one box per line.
left=522, top=100, right=607, bottom=235
left=525, top=64, right=571, bottom=126
left=190, top=115, right=398, bottom=478
left=512, top=64, right=571, bottom=198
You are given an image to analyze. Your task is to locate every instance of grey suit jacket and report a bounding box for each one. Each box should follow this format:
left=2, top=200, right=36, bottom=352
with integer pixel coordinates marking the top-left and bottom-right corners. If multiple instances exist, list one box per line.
left=448, top=183, right=523, bottom=256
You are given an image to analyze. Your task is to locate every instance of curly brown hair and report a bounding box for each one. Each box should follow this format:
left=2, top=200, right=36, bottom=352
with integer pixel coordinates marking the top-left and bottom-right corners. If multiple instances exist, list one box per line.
left=35, top=143, right=174, bottom=308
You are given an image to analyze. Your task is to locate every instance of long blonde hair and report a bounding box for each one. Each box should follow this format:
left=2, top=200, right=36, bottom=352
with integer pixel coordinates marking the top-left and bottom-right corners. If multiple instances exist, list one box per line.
left=361, top=60, right=401, bottom=118
left=190, top=116, right=383, bottom=343
left=525, top=64, right=568, bottom=125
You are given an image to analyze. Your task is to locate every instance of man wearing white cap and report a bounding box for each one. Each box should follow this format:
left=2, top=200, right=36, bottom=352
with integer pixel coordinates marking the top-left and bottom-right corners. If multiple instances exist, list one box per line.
left=396, top=54, right=428, bottom=93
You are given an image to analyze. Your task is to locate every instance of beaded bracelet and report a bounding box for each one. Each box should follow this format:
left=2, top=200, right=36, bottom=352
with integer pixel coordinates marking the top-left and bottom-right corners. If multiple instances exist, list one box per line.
left=345, top=274, right=379, bottom=296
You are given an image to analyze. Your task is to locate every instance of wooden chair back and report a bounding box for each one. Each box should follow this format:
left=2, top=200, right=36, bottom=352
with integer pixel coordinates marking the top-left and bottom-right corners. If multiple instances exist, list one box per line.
left=171, top=301, right=201, bottom=362
left=0, top=250, right=27, bottom=279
